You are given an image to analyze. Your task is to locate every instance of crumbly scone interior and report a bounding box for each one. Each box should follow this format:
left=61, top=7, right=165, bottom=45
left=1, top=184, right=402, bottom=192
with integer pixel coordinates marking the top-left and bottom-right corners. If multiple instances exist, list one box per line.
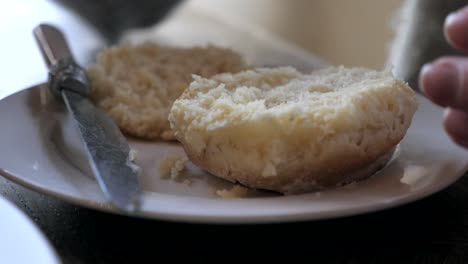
left=171, top=66, right=416, bottom=135
left=88, top=43, right=246, bottom=140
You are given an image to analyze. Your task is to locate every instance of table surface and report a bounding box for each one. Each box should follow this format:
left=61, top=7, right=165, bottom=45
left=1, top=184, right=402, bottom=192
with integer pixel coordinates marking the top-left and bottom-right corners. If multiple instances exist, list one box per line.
left=3, top=1, right=468, bottom=263
left=2, top=173, right=468, bottom=263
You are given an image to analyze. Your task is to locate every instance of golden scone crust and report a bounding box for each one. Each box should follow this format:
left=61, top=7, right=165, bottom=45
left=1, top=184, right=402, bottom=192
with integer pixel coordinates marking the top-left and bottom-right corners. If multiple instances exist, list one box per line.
left=87, top=43, right=245, bottom=140
left=169, top=66, right=418, bottom=194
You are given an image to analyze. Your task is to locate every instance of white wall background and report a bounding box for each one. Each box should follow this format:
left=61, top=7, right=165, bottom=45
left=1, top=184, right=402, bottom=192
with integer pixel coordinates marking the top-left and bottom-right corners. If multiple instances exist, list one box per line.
left=192, top=0, right=404, bottom=69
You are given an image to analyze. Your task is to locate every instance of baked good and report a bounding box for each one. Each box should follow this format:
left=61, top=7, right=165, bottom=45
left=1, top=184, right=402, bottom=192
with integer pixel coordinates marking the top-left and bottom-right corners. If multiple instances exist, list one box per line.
left=87, top=43, right=245, bottom=140
left=169, top=66, right=418, bottom=194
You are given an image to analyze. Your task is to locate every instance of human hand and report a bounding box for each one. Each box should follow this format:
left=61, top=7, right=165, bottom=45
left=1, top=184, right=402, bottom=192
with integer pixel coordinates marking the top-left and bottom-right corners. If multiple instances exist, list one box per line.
left=419, top=5, right=468, bottom=148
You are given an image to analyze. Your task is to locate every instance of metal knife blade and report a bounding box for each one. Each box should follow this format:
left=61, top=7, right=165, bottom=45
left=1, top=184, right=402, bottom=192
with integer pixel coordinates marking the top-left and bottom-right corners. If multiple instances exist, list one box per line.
left=33, top=24, right=141, bottom=212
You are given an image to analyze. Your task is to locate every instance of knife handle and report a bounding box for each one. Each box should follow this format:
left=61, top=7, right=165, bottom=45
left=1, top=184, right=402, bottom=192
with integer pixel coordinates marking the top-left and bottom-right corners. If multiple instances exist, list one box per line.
left=33, top=24, right=90, bottom=98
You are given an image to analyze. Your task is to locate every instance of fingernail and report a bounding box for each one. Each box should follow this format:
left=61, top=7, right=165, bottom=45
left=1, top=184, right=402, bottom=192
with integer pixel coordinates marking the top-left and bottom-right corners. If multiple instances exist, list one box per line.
left=445, top=12, right=459, bottom=42
left=443, top=107, right=451, bottom=121
left=446, top=12, right=459, bottom=27
left=420, top=61, right=459, bottom=107
left=443, top=108, right=468, bottom=148
left=445, top=7, right=468, bottom=27
left=419, top=63, right=432, bottom=94
left=444, top=7, right=468, bottom=48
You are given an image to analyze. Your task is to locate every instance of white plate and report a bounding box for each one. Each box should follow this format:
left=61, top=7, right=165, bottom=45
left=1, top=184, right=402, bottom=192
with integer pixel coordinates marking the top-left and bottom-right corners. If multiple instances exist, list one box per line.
left=0, top=85, right=467, bottom=224
left=0, top=195, right=60, bottom=264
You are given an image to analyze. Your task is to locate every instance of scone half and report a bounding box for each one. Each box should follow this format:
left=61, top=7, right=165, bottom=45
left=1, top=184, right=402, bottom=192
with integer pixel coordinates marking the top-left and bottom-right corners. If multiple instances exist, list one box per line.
left=88, top=43, right=246, bottom=140
left=169, top=66, right=418, bottom=194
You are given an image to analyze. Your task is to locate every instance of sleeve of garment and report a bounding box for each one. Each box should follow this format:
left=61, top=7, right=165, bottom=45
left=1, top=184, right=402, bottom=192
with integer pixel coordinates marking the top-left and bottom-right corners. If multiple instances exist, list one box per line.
left=52, top=0, right=183, bottom=43
left=388, top=0, right=468, bottom=92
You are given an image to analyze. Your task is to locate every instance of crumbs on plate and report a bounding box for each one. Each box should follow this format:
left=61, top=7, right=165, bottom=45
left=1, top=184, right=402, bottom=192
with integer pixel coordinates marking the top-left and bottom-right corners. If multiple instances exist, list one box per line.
left=216, top=185, right=251, bottom=198
left=159, top=156, right=191, bottom=185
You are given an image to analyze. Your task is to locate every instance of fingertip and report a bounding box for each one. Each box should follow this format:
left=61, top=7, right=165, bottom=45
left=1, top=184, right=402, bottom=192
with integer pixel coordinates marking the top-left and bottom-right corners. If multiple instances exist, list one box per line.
left=418, top=60, right=457, bottom=107
left=444, top=7, right=468, bottom=51
left=418, top=63, right=432, bottom=95
left=445, top=12, right=458, bottom=34
left=443, top=108, right=468, bottom=148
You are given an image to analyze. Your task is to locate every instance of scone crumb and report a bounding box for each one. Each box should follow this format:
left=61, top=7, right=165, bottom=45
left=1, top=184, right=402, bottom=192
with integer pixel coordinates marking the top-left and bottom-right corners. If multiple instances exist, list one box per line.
left=129, top=149, right=138, bottom=162
left=182, top=179, right=192, bottom=186
left=216, top=185, right=250, bottom=198
left=159, top=156, right=189, bottom=181
left=261, top=162, right=277, bottom=177
left=126, top=149, right=140, bottom=173
left=400, top=165, right=427, bottom=185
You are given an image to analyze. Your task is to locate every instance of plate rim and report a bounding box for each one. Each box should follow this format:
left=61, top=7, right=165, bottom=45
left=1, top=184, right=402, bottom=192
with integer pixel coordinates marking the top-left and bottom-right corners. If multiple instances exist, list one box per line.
left=1, top=85, right=467, bottom=224
left=0, top=195, right=60, bottom=263
left=1, top=162, right=467, bottom=224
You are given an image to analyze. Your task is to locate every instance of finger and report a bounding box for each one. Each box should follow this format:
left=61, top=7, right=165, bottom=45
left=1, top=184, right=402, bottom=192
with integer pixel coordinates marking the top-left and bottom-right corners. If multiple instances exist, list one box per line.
left=443, top=108, right=468, bottom=148
left=419, top=57, right=468, bottom=111
left=445, top=6, right=468, bottom=51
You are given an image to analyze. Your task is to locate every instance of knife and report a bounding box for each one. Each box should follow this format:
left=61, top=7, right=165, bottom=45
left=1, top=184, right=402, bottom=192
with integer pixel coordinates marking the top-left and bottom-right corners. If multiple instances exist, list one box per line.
left=33, top=24, right=141, bottom=212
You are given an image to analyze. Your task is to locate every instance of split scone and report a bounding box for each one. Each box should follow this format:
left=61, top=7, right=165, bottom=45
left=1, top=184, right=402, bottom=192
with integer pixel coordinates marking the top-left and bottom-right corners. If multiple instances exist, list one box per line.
left=169, top=66, right=418, bottom=194
left=87, top=43, right=245, bottom=140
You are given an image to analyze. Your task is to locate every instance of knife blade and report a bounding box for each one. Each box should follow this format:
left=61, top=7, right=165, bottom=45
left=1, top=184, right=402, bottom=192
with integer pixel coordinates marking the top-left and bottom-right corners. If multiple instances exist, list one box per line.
left=33, top=24, right=141, bottom=212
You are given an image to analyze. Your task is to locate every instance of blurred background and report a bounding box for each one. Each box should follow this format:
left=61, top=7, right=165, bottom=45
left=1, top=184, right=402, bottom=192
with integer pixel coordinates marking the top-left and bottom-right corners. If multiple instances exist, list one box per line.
left=196, top=0, right=403, bottom=69
left=0, top=0, right=404, bottom=99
